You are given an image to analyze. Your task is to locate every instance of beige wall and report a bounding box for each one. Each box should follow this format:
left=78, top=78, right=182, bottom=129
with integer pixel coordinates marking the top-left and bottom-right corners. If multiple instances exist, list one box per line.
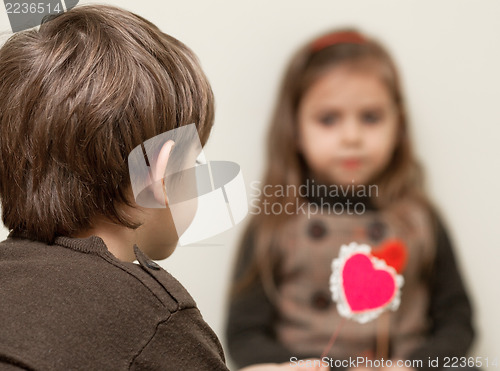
left=1, top=0, right=498, bottom=368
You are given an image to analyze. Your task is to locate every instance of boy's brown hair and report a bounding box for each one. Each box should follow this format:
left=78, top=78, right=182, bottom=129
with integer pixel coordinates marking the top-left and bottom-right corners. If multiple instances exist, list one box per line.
left=0, top=5, right=214, bottom=244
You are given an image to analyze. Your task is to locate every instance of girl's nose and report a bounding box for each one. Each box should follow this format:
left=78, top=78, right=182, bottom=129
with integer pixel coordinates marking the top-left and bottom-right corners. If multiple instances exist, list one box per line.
left=341, top=118, right=362, bottom=146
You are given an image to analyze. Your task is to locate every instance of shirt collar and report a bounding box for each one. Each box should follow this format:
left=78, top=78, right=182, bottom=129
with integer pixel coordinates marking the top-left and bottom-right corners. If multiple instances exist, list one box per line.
left=53, top=235, right=109, bottom=254
left=8, top=229, right=109, bottom=254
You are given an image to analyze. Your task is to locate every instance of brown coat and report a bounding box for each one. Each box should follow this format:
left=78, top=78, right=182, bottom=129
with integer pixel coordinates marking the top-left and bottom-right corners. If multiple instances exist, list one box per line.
left=0, top=233, right=229, bottom=370
left=272, top=200, right=436, bottom=359
left=226, top=199, right=474, bottom=370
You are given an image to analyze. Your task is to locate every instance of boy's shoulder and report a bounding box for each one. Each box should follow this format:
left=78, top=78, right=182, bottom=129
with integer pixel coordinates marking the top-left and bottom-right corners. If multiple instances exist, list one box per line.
left=0, top=234, right=194, bottom=310
left=0, top=235, right=227, bottom=370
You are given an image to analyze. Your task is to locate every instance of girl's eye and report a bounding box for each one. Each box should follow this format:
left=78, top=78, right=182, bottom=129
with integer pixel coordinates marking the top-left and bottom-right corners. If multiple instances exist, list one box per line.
left=361, top=110, right=383, bottom=124
left=318, top=112, right=339, bottom=126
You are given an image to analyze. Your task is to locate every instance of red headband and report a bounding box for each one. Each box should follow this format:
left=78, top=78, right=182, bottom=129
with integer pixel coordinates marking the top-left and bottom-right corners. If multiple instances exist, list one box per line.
left=310, top=31, right=366, bottom=52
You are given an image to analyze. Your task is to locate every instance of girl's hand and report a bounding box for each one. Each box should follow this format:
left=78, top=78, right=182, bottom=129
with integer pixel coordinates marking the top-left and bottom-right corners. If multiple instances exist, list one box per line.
left=382, top=367, right=416, bottom=371
left=239, top=359, right=329, bottom=371
left=381, top=360, right=417, bottom=371
left=239, top=364, right=286, bottom=371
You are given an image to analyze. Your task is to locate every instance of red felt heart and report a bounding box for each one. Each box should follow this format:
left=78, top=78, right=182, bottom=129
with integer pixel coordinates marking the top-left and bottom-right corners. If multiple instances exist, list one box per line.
left=342, top=253, right=396, bottom=312
left=372, top=239, right=408, bottom=273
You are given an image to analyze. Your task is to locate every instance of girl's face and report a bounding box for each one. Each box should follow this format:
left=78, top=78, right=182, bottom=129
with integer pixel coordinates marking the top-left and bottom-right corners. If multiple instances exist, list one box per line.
left=298, top=65, right=399, bottom=187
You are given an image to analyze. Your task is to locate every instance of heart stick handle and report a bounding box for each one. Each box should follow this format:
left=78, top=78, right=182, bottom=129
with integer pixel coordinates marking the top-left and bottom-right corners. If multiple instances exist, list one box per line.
left=314, top=317, right=347, bottom=371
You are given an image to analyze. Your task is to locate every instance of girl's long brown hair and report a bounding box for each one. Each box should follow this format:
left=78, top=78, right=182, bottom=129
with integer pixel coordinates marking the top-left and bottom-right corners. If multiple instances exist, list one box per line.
left=230, top=28, right=435, bottom=301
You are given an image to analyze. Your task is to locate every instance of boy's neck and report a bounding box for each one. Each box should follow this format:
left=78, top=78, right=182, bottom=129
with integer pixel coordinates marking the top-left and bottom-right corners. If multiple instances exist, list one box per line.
left=73, top=217, right=137, bottom=262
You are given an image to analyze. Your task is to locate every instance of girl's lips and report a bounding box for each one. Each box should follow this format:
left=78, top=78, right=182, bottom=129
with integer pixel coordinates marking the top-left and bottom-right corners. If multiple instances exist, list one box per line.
left=341, top=159, right=362, bottom=169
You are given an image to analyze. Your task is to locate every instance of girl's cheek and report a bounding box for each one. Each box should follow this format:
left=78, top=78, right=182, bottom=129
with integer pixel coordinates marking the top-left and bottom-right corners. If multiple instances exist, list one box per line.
left=373, top=127, right=395, bottom=153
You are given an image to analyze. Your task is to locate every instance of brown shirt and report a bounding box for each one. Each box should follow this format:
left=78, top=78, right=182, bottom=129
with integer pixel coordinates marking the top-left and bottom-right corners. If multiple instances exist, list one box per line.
left=0, top=233, right=229, bottom=370
left=272, top=200, right=436, bottom=360
left=226, top=199, right=474, bottom=370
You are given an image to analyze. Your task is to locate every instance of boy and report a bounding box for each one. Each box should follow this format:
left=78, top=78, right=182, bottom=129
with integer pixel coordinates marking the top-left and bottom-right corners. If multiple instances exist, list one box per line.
left=0, top=5, right=228, bottom=370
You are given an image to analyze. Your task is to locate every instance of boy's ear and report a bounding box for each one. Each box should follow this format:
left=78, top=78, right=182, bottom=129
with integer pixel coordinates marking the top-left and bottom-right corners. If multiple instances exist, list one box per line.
left=152, top=140, right=175, bottom=206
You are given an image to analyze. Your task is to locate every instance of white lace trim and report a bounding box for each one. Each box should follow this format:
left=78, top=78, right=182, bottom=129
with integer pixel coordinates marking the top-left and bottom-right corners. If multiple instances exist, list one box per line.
left=329, top=242, right=404, bottom=324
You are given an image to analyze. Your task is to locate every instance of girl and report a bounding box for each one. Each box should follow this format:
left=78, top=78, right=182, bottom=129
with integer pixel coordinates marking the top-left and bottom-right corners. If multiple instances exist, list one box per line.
left=225, top=29, right=474, bottom=370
